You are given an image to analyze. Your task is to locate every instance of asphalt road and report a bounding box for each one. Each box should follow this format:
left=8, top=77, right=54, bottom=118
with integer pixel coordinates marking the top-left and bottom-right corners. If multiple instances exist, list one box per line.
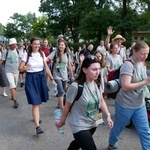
left=0, top=82, right=142, bottom=150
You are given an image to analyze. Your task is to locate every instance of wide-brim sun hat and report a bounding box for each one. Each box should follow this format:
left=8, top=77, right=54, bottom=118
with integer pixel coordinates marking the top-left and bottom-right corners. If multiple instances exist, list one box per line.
left=9, top=38, right=17, bottom=45
left=112, top=34, right=126, bottom=42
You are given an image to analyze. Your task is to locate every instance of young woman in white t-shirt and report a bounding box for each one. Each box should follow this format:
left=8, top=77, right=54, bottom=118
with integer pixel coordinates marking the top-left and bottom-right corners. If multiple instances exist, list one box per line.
left=18, top=37, right=56, bottom=135
left=106, top=43, right=123, bottom=73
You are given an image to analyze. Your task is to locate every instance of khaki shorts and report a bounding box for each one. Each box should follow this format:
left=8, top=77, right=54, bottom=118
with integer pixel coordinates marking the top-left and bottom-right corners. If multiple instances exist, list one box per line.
left=6, top=73, right=19, bottom=89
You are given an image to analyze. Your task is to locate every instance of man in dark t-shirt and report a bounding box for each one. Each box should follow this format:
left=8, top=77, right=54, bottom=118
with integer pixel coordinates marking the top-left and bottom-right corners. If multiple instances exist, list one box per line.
left=79, top=44, right=94, bottom=62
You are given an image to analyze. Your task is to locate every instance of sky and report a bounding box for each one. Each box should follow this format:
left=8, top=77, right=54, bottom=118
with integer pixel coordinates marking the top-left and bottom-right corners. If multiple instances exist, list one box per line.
left=0, top=0, right=42, bottom=26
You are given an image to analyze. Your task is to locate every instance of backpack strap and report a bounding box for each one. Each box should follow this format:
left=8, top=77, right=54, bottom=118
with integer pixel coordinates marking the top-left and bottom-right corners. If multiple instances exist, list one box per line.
left=4, top=50, right=8, bottom=66
left=69, top=83, right=84, bottom=112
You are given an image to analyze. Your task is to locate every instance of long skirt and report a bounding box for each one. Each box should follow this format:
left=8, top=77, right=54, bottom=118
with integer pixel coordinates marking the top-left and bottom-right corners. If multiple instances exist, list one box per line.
left=0, top=65, right=9, bottom=87
left=25, top=70, right=49, bottom=105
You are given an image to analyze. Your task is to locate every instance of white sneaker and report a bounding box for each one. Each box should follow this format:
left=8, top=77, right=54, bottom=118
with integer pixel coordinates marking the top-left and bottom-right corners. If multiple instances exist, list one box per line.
left=3, top=92, right=8, bottom=97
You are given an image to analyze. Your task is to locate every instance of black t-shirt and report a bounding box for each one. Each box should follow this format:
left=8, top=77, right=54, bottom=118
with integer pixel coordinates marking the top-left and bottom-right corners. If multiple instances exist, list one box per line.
left=79, top=48, right=91, bottom=58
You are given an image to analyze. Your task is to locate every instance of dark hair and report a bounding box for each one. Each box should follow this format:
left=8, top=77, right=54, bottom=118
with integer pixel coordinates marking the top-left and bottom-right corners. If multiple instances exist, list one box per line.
left=57, top=39, right=69, bottom=62
left=28, top=37, right=43, bottom=58
left=94, top=51, right=106, bottom=68
left=110, top=43, right=118, bottom=53
left=75, top=55, right=100, bottom=85
left=0, top=43, right=3, bottom=52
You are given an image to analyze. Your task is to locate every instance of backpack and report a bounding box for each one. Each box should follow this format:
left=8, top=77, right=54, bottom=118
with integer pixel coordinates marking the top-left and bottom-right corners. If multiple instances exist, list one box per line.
left=69, top=83, right=84, bottom=112
left=107, top=60, right=134, bottom=99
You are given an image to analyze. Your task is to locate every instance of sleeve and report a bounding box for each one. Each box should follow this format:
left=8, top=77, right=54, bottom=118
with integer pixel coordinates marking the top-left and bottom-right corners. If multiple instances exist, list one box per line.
left=21, top=53, right=28, bottom=62
left=120, top=61, right=134, bottom=77
left=106, top=55, right=111, bottom=68
left=47, top=50, right=56, bottom=60
left=66, top=82, right=78, bottom=104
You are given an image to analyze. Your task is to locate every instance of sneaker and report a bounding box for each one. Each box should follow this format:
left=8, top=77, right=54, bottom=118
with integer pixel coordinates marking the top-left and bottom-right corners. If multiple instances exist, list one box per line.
left=14, top=101, right=19, bottom=108
left=108, top=145, right=118, bottom=150
left=36, top=126, right=44, bottom=134
left=3, top=92, right=8, bottom=97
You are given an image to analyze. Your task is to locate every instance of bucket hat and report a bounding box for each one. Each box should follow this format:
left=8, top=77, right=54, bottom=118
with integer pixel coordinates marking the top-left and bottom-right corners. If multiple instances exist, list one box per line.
left=9, top=38, right=17, bottom=45
left=112, top=35, right=126, bottom=42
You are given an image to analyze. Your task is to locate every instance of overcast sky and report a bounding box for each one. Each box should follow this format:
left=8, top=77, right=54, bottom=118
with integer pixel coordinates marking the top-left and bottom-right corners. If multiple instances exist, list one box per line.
left=0, top=0, right=42, bottom=26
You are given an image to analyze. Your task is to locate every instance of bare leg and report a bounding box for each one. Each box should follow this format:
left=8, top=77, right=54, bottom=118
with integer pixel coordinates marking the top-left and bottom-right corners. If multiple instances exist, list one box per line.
left=11, top=88, right=17, bottom=100
left=58, top=96, right=64, bottom=110
left=32, top=105, right=40, bottom=127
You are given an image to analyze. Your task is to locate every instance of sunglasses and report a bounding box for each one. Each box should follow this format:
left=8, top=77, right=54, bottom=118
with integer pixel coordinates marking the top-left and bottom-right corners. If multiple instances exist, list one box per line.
left=86, top=55, right=98, bottom=60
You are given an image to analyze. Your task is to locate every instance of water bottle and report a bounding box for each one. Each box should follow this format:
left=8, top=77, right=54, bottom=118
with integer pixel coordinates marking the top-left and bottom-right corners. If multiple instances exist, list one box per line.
left=53, top=84, right=58, bottom=96
left=54, top=109, right=65, bottom=137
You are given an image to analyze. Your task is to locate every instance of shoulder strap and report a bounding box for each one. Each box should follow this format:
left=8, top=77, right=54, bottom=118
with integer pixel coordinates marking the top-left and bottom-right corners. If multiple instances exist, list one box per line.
left=125, top=59, right=134, bottom=65
left=16, top=49, right=19, bottom=55
left=4, top=50, right=9, bottom=66
left=69, top=83, right=84, bottom=112
left=74, top=84, right=84, bottom=101
left=25, top=53, right=30, bottom=65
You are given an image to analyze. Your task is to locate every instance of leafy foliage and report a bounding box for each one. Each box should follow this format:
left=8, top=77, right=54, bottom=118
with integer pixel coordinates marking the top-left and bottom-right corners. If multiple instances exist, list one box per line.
left=1, top=0, right=150, bottom=45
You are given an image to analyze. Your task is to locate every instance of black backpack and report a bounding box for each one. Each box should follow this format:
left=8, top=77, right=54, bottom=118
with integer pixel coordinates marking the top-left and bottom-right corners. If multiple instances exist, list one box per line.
left=69, top=83, right=84, bottom=112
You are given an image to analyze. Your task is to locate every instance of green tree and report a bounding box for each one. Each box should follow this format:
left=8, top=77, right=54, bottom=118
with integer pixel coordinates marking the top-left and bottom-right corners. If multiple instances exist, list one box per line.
left=32, top=15, right=51, bottom=38
left=4, top=13, right=37, bottom=43
left=39, top=0, right=97, bottom=42
left=0, top=23, right=4, bottom=35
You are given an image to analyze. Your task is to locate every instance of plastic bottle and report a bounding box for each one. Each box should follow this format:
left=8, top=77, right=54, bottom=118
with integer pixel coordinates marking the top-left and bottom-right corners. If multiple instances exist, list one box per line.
left=54, top=108, right=65, bottom=137
left=53, top=84, right=58, bottom=96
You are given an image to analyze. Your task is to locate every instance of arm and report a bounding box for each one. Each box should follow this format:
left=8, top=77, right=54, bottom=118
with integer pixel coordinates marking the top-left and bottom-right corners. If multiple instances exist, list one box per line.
left=0, top=60, right=4, bottom=65
left=44, top=61, right=56, bottom=85
left=68, top=61, right=74, bottom=81
left=105, top=26, right=115, bottom=50
left=100, top=95, right=113, bottom=129
left=55, top=101, right=72, bottom=128
left=107, top=66, right=113, bottom=73
left=18, top=60, right=31, bottom=72
left=121, top=74, right=150, bottom=91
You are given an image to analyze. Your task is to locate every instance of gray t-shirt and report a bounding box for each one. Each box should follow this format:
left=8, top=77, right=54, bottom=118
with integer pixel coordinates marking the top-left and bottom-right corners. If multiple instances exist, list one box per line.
left=48, top=50, right=71, bottom=81
left=118, top=47, right=126, bottom=61
left=116, top=57, right=149, bottom=109
left=66, top=81, right=101, bottom=133
left=106, top=54, right=123, bottom=70
left=1, top=49, right=19, bottom=74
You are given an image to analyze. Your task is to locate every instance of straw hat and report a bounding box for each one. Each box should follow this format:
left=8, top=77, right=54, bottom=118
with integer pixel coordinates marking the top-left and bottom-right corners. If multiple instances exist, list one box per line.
left=112, top=35, right=126, bottom=42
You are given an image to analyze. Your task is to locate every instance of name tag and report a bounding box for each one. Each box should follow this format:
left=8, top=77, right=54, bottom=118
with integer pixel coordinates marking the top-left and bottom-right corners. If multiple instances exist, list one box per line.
left=94, top=112, right=103, bottom=121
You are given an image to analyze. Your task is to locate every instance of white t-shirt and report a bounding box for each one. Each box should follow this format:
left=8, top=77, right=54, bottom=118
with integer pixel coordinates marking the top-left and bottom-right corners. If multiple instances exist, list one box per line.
left=22, top=52, right=46, bottom=73
left=106, top=54, right=123, bottom=70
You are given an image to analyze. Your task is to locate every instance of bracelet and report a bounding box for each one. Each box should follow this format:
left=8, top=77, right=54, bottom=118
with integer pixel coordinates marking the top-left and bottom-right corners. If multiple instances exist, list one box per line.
left=106, top=113, right=111, bottom=117
left=51, top=78, right=54, bottom=81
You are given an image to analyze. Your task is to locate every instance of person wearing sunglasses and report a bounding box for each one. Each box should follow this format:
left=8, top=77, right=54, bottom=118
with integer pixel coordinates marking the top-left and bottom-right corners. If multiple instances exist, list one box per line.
left=56, top=55, right=113, bottom=150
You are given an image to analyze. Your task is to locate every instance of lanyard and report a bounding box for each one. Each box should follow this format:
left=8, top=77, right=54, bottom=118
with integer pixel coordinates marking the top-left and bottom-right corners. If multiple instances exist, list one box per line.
left=86, top=82, right=99, bottom=109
